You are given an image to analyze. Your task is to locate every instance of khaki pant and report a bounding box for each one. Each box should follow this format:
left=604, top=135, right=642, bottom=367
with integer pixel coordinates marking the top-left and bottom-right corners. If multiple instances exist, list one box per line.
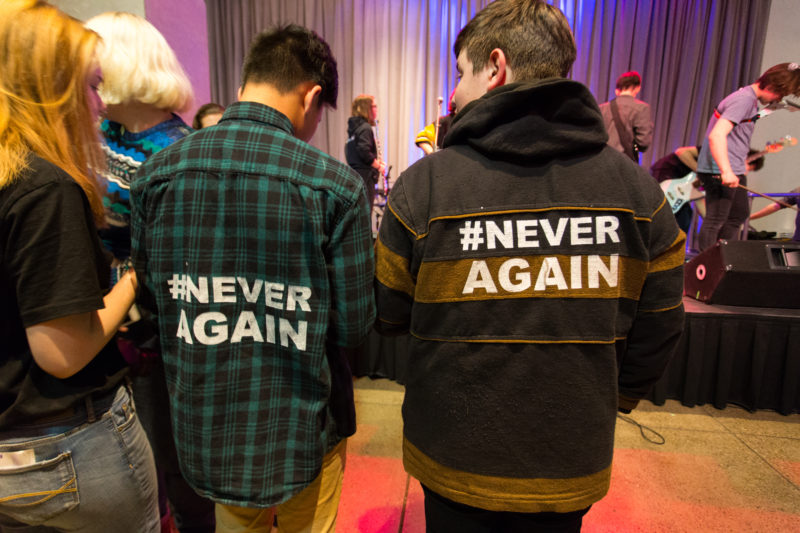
left=215, top=440, right=347, bottom=533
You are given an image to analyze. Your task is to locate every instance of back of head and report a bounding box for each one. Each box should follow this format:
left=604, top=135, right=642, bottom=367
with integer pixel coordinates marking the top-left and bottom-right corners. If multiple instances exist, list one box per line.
left=351, top=95, right=374, bottom=122
left=0, top=0, right=105, bottom=221
left=86, top=11, right=193, bottom=112
left=242, top=24, right=338, bottom=109
left=193, top=102, right=226, bottom=129
left=453, top=0, right=576, bottom=81
left=616, top=71, right=642, bottom=91
left=747, top=149, right=765, bottom=171
left=757, top=62, right=800, bottom=98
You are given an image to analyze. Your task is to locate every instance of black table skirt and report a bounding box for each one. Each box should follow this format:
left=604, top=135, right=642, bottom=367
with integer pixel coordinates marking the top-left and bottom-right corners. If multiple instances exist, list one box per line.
left=354, top=297, right=800, bottom=415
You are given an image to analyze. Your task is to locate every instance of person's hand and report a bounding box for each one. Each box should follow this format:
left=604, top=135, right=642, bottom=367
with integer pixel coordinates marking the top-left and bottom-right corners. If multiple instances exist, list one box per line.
left=719, top=170, right=739, bottom=188
left=378, top=161, right=387, bottom=176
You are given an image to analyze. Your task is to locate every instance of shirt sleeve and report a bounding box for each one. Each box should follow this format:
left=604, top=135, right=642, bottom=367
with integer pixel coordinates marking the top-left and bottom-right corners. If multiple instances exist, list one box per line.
left=719, top=90, right=756, bottom=125
left=6, top=179, right=105, bottom=327
left=326, top=180, right=376, bottom=347
left=633, top=102, right=654, bottom=152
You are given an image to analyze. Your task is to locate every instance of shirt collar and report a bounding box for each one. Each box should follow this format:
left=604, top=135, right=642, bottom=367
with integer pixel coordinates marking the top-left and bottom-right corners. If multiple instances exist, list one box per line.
left=219, top=101, right=295, bottom=136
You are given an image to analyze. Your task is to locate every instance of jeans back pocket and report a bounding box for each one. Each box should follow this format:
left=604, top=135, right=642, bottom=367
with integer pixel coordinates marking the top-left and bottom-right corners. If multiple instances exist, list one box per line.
left=0, top=451, right=79, bottom=526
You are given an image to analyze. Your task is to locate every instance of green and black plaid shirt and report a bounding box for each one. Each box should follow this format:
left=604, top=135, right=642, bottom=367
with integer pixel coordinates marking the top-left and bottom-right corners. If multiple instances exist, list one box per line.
left=130, top=101, right=375, bottom=507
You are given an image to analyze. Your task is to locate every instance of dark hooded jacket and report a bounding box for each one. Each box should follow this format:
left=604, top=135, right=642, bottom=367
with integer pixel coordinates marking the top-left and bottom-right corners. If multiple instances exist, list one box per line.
left=345, top=116, right=378, bottom=183
left=374, top=78, right=685, bottom=513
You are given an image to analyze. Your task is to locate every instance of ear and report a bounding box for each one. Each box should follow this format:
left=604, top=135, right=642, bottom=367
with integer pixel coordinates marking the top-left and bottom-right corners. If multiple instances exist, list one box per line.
left=303, top=84, right=323, bottom=113
left=486, top=48, right=510, bottom=90
left=237, top=86, right=244, bottom=101
left=614, top=88, right=621, bottom=97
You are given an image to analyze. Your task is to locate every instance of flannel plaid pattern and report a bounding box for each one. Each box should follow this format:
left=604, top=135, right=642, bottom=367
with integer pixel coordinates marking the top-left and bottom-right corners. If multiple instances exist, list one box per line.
left=130, top=101, right=375, bottom=507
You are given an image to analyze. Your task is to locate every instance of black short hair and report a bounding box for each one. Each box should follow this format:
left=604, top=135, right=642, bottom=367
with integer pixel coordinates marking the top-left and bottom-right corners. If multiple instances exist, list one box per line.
left=192, top=102, right=225, bottom=129
left=453, top=0, right=576, bottom=81
left=747, top=149, right=765, bottom=172
left=616, top=71, right=642, bottom=91
left=241, top=24, right=338, bottom=108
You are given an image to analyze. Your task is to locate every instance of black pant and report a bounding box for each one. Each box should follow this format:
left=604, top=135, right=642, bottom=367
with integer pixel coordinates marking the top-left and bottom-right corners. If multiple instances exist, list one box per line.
left=422, top=485, right=591, bottom=533
left=697, top=172, right=748, bottom=251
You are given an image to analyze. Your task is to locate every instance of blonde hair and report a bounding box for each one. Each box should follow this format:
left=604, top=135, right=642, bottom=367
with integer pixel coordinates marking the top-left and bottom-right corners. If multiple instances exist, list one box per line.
left=85, top=11, right=193, bottom=112
left=0, top=0, right=106, bottom=222
left=351, top=94, right=375, bottom=125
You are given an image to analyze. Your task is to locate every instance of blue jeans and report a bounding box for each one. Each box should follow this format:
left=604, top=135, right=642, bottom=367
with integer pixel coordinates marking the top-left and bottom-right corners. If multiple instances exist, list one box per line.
left=0, top=384, right=159, bottom=532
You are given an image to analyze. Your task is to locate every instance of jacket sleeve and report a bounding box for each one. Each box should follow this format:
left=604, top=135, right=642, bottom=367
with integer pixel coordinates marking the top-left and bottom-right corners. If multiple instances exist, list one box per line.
left=617, top=197, right=685, bottom=412
left=327, top=183, right=376, bottom=348
left=374, top=179, right=416, bottom=335
left=633, top=102, right=654, bottom=153
left=355, top=124, right=377, bottom=166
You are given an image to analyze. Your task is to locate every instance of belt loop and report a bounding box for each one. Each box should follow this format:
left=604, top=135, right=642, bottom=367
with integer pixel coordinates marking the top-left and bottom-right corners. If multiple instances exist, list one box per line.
left=85, top=395, right=96, bottom=423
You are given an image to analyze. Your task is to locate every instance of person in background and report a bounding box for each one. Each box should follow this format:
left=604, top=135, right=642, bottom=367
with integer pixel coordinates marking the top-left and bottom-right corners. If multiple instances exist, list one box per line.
left=415, top=91, right=456, bottom=155
left=345, top=94, right=386, bottom=207
left=599, top=71, right=653, bottom=162
left=85, top=11, right=215, bottom=533
left=192, top=102, right=226, bottom=129
left=374, top=1, right=684, bottom=531
left=0, top=1, right=158, bottom=530
left=748, top=185, right=800, bottom=241
left=131, top=24, right=375, bottom=533
left=695, top=62, right=800, bottom=251
left=650, top=146, right=701, bottom=232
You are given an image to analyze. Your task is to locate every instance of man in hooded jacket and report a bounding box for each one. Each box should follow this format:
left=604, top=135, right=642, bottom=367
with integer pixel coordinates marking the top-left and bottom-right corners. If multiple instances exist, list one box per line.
left=374, top=1, right=685, bottom=531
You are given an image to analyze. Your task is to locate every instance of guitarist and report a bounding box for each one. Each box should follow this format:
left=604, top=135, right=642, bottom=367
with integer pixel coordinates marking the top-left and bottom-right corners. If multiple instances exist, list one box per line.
left=599, top=71, right=653, bottom=163
left=650, top=146, right=701, bottom=232
left=695, top=63, right=800, bottom=251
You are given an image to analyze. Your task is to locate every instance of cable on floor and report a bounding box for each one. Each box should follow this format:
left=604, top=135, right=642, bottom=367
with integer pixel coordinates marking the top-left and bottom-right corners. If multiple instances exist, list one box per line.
left=617, top=413, right=666, bottom=445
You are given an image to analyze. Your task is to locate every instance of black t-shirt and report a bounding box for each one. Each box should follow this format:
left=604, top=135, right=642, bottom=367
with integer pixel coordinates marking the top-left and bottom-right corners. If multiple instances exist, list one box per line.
left=649, top=147, right=701, bottom=183
left=0, top=155, right=127, bottom=429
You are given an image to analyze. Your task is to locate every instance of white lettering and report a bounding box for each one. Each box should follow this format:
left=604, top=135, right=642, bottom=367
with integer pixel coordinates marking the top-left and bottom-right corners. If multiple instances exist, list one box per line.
left=570, top=255, right=582, bottom=288
left=516, top=220, right=539, bottom=248
left=176, top=309, right=193, bottom=344
left=463, top=260, right=498, bottom=294
left=534, top=257, right=568, bottom=290
left=265, top=282, right=285, bottom=310
left=193, top=312, right=228, bottom=345
left=237, top=277, right=263, bottom=303
left=185, top=276, right=208, bottom=303
left=540, top=218, right=568, bottom=246
left=230, top=311, right=263, bottom=343
left=570, top=217, right=593, bottom=245
left=212, top=277, right=236, bottom=303
left=287, top=285, right=312, bottom=312
left=279, top=318, right=307, bottom=350
left=486, top=220, right=514, bottom=250
left=595, top=216, right=620, bottom=244
left=588, top=254, right=618, bottom=288
left=498, top=258, right=531, bottom=292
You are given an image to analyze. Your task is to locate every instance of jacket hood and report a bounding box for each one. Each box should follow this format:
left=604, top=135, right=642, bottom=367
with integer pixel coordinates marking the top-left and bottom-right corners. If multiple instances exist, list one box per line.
left=347, top=116, right=369, bottom=136
left=443, top=78, right=608, bottom=164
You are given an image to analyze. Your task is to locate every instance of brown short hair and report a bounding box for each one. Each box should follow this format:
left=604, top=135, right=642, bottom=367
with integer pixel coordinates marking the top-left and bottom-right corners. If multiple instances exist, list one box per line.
left=757, top=63, right=800, bottom=98
left=616, top=71, right=642, bottom=91
left=351, top=94, right=375, bottom=124
left=453, top=0, right=576, bottom=81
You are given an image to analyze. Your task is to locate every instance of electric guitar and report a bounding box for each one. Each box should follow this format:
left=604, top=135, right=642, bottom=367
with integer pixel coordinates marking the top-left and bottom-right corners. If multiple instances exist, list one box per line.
left=660, top=136, right=796, bottom=213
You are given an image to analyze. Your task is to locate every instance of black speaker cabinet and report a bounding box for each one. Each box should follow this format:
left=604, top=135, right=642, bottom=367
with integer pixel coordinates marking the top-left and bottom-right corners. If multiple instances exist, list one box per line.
left=685, top=240, right=800, bottom=308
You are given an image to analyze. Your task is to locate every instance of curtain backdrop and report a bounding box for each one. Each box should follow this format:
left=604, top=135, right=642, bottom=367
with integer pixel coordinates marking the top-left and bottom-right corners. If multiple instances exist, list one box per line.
left=207, top=0, right=770, bottom=176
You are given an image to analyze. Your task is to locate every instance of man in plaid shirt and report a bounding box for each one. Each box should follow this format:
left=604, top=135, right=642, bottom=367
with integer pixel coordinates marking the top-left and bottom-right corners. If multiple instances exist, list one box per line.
left=131, top=25, right=375, bottom=532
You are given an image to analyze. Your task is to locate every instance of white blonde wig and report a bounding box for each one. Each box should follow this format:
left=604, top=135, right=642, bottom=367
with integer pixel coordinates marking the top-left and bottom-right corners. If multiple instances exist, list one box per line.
left=85, top=11, right=193, bottom=112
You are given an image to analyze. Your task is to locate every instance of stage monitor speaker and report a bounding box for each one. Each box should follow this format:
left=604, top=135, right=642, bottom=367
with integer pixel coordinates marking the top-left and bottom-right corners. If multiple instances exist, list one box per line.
left=685, top=240, right=800, bottom=308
